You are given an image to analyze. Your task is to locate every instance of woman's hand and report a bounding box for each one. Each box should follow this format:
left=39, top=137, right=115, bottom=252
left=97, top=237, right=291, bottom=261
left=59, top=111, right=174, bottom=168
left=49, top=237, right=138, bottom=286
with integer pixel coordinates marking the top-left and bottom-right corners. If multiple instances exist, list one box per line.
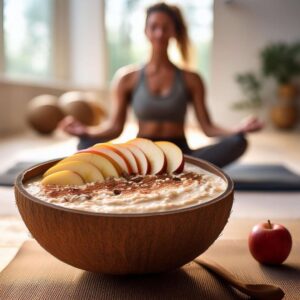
left=236, top=116, right=264, bottom=134
left=58, top=116, right=89, bottom=137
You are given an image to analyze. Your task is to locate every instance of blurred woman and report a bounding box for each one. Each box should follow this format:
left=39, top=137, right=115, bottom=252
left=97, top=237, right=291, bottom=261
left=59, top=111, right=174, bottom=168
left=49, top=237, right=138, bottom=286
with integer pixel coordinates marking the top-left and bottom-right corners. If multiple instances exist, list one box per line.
left=60, top=2, right=263, bottom=167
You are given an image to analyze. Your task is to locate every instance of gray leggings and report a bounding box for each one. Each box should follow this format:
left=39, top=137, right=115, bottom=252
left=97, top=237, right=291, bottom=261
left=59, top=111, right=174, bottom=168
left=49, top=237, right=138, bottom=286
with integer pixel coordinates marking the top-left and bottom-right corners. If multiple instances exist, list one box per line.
left=78, top=133, right=247, bottom=168
left=186, top=133, right=247, bottom=168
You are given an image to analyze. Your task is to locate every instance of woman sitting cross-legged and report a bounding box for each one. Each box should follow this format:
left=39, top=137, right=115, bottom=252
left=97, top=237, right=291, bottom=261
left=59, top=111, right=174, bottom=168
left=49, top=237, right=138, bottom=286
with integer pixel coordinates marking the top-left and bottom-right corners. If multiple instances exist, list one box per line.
left=60, top=2, right=263, bottom=168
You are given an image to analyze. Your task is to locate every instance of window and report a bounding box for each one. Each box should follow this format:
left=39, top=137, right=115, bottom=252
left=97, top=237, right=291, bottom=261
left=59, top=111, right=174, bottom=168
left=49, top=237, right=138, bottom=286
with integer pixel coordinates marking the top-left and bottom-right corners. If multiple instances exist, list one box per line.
left=3, top=0, right=54, bottom=79
left=0, top=1, right=213, bottom=85
left=105, top=0, right=213, bottom=82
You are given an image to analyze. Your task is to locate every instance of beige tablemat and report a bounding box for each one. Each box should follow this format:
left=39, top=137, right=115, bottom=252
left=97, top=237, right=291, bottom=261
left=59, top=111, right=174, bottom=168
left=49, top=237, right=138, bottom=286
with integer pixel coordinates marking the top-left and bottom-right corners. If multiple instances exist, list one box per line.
left=0, top=239, right=299, bottom=300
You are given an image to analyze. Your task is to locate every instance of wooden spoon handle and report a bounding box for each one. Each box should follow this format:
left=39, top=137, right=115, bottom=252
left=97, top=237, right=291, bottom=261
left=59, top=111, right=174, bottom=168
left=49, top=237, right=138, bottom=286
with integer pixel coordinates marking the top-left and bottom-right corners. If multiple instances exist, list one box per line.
left=194, top=258, right=249, bottom=293
left=194, top=258, right=284, bottom=300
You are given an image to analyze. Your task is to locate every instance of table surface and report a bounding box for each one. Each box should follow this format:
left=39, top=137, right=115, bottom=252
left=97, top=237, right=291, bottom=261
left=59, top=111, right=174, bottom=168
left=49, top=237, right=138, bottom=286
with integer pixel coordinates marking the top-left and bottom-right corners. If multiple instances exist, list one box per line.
left=0, top=219, right=299, bottom=300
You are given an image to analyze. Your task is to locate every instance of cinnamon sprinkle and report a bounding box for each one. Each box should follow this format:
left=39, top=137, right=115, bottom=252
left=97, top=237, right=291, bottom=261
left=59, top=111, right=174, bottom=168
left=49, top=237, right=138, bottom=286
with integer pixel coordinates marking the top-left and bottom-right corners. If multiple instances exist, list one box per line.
left=43, top=172, right=203, bottom=198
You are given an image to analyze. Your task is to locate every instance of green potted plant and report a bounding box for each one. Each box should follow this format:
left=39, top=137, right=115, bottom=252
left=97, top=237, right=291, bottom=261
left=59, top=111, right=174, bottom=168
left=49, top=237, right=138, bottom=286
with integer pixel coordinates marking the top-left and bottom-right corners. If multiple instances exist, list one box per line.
left=232, top=72, right=262, bottom=111
left=260, top=42, right=300, bottom=128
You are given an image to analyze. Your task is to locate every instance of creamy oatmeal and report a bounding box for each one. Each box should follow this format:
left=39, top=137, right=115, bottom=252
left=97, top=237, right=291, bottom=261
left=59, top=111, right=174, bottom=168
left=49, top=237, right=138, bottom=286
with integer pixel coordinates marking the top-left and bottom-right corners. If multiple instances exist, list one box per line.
left=25, top=163, right=227, bottom=213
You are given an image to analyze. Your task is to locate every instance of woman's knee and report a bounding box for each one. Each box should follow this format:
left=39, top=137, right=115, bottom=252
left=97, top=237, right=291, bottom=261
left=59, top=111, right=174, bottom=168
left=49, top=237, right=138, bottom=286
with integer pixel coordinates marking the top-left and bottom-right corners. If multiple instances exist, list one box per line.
left=231, top=133, right=248, bottom=155
left=239, top=133, right=248, bottom=151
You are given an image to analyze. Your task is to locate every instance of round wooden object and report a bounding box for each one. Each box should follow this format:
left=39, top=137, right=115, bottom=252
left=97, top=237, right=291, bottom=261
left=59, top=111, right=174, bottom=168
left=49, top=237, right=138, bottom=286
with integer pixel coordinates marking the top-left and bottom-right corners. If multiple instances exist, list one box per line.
left=59, top=91, right=104, bottom=126
left=27, top=95, right=65, bottom=134
left=271, top=103, right=298, bottom=129
left=278, top=84, right=297, bottom=100
left=15, top=156, right=234, bottom=274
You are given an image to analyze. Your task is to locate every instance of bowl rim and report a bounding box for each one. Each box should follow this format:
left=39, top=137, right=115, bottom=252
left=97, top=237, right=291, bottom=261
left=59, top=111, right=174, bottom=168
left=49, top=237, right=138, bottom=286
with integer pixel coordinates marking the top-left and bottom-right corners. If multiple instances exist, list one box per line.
left=15, top=155, right=234, bottom=218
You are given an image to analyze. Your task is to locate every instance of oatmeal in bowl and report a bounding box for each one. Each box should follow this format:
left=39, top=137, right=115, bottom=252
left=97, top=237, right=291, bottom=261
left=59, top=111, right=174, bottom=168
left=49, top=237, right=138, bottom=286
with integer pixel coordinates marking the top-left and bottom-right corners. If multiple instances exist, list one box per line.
left=15, top=138, right=233, bottom=274
left=26, top=163, right=226, bottom=214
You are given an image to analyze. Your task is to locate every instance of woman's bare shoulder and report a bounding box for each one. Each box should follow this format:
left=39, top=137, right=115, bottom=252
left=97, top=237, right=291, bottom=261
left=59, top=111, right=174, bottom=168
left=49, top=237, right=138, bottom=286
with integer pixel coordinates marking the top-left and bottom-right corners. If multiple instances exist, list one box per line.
left=180, top=68, right=205, bottom=101
left=181, top=68, right=203, bottom=86
left=114, top=64, right=142, bottom=87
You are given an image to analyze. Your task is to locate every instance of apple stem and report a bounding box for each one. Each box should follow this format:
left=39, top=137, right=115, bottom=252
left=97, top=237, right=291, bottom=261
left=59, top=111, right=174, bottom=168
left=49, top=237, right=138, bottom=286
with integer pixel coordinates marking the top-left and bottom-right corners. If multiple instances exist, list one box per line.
left=267, top=219, right=272, bottom=229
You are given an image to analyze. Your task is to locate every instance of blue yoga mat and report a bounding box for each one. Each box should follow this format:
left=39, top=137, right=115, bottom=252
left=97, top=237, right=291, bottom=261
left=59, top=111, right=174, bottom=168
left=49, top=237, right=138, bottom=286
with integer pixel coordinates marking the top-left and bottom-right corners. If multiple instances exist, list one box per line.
left=225, top=164, right=300, bottom=191
left=0, top=161, right=39, bottom=186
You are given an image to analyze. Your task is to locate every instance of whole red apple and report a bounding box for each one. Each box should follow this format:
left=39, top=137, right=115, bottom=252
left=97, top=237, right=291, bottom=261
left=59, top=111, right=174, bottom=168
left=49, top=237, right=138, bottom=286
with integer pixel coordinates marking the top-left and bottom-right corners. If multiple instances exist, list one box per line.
left=248, top=220, right=292, bottom=265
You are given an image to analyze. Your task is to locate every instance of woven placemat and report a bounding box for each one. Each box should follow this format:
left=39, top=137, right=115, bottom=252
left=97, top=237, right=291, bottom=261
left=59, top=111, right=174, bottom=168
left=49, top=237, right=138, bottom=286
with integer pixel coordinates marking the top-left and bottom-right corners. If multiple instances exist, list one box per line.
left=0, top=239, right=299, bottom=300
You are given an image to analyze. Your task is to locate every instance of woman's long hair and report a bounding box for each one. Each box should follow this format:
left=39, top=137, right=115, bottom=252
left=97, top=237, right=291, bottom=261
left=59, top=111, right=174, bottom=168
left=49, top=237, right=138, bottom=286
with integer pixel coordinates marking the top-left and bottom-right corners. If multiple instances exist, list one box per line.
left=146, top=2, right=190, bottom=63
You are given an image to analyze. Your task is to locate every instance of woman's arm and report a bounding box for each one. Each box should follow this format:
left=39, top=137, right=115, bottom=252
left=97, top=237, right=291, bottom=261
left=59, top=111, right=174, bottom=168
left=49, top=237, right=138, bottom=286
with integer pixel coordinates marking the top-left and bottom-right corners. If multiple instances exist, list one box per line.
left=86, top=72, right=131, bottom=139
left=60, top=69, right=136, bottom=140
left=186, top=72, right=263, bottom=137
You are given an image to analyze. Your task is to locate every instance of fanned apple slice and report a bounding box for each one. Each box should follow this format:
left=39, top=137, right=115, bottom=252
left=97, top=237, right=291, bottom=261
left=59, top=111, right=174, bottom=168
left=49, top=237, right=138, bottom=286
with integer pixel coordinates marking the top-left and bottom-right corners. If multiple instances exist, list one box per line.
left=79, top=149, right=122, bottom=175
left=122, top=143, right=149, bottom=175
left=90, top=144, right=129, bottom=174
left=128, top=138, right=166, bottom=174
left=98, top=143, right=133, bottom=174
left=42, top=170, right=84, bottom=186
left=155, top=141, right=184, bottom=174
left=44, top=161, right=104, bottom=183
left=103, top=143, right=138, bottom=174
left=56, top=152, right=119, bottom=178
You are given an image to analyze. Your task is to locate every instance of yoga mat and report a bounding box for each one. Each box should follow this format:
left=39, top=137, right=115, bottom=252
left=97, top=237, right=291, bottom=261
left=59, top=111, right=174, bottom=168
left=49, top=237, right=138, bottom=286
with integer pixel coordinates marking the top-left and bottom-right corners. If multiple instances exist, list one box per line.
left=0, top=162, right=40, bottom=186
left=225, top=164, right=300, bottom=191
left=1, top=239, right=299, bottom=299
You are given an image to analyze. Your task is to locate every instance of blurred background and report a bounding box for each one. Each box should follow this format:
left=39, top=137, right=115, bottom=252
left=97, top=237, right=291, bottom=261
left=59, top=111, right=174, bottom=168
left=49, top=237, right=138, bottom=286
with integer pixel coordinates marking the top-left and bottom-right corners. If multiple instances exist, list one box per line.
left=0, top=0, right=299, bottom=134
left=0, top=0, right=300, bottom=201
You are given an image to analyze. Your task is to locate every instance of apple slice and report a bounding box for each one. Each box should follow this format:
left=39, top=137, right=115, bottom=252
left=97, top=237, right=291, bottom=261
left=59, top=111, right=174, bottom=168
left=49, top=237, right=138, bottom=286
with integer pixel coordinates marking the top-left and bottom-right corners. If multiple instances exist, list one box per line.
left=79, top=149, right=122, bottom=175
left=102, top=143, right=138, bottom=174
left=42, top=170, right=84, bottom=186
left=90, top=144, right=130, bottom=174
left=128, top=138, right=166, bottom=174
left=122, top=143, right=149, bottom=175
left=44, top=161, right=104, bottom=183
left=155, top=141, right=184, bottom=174
left=55, top=152, right=119, bottom=178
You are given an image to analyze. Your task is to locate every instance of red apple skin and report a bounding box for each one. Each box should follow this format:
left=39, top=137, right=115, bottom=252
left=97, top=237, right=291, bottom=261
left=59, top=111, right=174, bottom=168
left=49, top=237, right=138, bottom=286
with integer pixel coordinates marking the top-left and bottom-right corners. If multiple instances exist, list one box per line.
left=248, top=221, right=292, bottom=265
left=173, top=158, right=185, bottom=174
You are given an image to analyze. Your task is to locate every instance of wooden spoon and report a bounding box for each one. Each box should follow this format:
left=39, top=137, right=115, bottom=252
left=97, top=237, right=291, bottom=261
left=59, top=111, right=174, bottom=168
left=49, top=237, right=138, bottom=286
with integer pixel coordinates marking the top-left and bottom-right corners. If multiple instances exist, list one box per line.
left=194, top=258, right=285, bottom=300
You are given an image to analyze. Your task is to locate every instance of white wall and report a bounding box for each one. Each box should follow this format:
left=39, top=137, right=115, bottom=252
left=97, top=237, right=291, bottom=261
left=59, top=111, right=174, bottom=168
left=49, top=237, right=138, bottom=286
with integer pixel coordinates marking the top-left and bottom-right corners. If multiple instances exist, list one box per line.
left=69, top=0, right=108, bottom=89
left=210, top=0, right=300, bottom=126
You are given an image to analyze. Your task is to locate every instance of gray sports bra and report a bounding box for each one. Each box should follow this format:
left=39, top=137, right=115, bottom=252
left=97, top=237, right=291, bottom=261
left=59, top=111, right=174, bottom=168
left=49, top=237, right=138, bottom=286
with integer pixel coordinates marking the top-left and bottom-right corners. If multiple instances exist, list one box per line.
left=131, top=66, right=189, bottom=123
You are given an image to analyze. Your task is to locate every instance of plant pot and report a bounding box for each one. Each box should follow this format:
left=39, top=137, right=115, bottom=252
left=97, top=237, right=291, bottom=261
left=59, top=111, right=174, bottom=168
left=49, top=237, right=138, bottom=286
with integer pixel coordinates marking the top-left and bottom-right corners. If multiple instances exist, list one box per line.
left=278, top=84, right=297, bottom=100
left=271, top=102, right=297, bottom=129
left=271, top=84, right=298, bottom=129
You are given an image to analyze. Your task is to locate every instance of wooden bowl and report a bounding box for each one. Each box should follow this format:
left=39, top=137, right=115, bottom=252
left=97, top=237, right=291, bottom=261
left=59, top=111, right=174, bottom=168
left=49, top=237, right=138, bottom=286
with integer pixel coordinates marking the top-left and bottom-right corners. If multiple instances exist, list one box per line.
left=15, top=156, right=234, bottom=274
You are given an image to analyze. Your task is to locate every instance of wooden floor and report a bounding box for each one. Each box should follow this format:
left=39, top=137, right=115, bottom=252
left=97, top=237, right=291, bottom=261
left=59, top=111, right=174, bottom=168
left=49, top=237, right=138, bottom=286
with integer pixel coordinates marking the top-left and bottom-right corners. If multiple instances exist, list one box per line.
left=0, top=125, right=299, bottom=271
